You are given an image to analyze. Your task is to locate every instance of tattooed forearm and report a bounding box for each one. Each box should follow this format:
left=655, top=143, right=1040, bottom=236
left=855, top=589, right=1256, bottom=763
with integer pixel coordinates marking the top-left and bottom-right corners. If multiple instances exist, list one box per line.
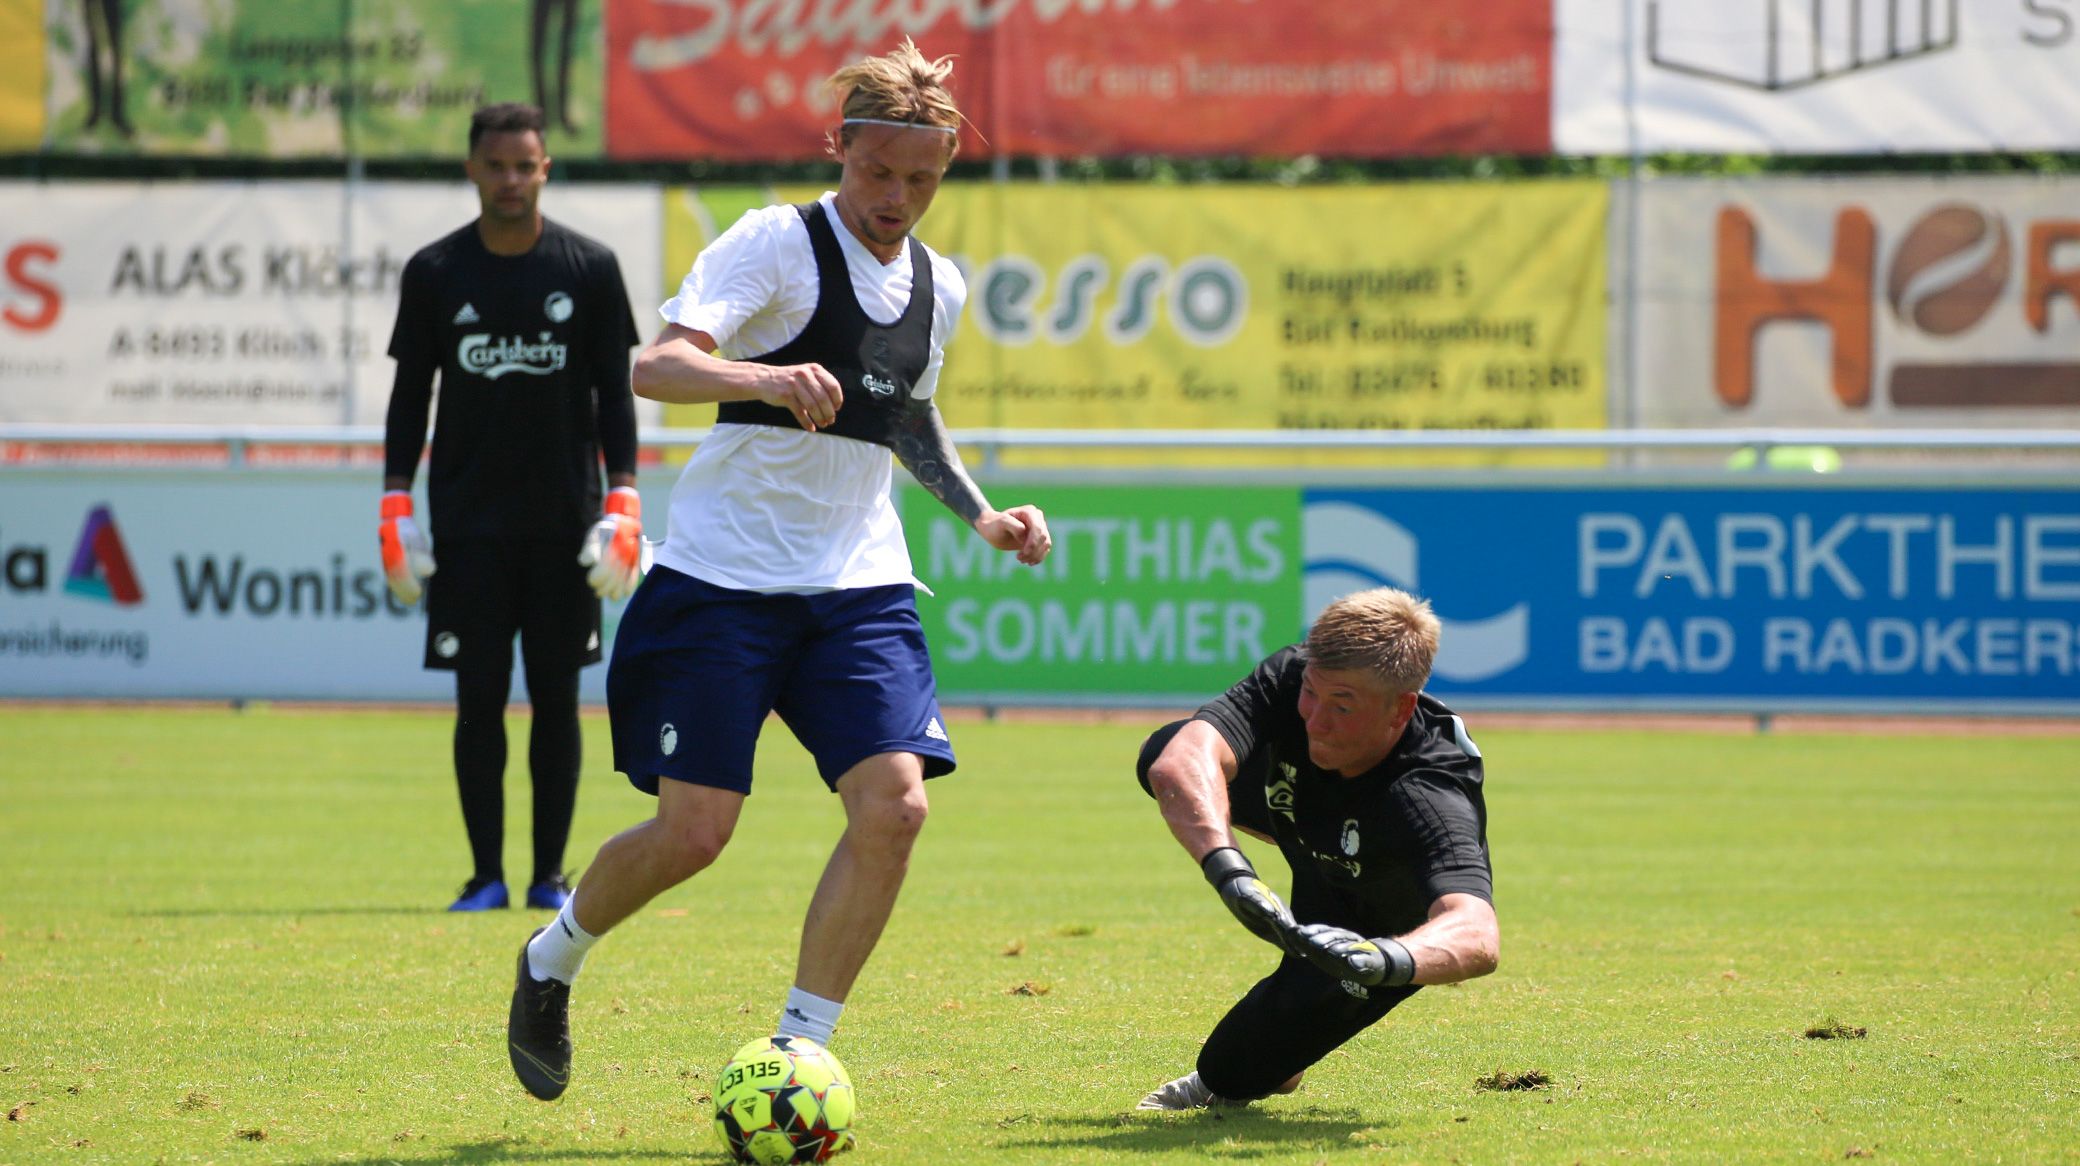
left=891, top=398, right=987, bottom=525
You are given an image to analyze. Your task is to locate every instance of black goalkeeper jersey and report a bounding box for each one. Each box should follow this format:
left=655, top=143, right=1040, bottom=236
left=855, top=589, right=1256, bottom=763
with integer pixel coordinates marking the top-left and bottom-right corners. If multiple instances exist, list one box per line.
left=1195, top=645, right=1492, bottom=939
left=384, top=218, right=640, bottom=545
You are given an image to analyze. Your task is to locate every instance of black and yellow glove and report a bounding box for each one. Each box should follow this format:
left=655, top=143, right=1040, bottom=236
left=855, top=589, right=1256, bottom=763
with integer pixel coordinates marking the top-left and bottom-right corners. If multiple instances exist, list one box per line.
left=1291, top=923, right=1416, bottom=987
left=1200, top=847, right=1300, bottom=952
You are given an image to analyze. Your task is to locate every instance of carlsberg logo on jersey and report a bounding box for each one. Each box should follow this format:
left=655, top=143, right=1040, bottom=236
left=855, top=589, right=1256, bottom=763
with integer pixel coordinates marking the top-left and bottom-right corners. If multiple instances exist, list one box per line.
left=458, top=332, right=570, bottom=380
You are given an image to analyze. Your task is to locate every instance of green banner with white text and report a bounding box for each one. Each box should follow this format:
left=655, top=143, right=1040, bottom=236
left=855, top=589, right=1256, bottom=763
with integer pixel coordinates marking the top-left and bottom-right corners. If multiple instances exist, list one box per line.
left=902, top=483, right=1304, bottom=702
left=44, top=0, right=606, bottom=157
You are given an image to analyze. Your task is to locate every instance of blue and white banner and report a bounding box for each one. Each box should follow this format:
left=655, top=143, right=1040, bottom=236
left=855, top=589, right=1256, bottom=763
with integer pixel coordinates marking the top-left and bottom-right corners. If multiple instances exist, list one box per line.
left=1307, top=484, right=2080, bottom=712
left=0, top=470, right=665, bottom=702
left=6, top=470, right=2076, bottom=713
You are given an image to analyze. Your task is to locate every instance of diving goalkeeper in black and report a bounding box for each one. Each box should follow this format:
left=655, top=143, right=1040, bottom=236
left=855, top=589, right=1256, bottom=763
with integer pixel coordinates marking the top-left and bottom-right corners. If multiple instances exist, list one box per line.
left=1133, top=586, right=1498, bottom=1109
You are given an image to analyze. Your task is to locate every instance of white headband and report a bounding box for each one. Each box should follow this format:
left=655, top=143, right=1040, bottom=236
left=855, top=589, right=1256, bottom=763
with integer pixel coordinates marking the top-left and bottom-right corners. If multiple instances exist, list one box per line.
left=842, top=117, right=957, bottom=134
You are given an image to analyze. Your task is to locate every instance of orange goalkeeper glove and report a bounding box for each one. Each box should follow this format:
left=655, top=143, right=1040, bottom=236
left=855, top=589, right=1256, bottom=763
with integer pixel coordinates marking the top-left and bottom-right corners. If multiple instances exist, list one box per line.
left=578, top=486, right=650, bottom=602
left=378, top=491, right=436, bottom=605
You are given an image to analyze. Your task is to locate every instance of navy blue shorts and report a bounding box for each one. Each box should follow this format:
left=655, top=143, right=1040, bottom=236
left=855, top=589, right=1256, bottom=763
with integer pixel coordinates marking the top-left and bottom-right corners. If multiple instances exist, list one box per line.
left=606, top=567, right=955, bottom=796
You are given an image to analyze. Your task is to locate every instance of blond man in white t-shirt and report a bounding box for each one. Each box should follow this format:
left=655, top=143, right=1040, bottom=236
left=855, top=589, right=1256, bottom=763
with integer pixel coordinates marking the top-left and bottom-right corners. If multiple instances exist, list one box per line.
left=506, top=40, right=1052, bottom=1105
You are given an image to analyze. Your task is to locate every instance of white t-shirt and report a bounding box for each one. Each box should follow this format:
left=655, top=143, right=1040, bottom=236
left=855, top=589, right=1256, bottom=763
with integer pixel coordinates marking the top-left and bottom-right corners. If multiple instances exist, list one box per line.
left=653, top=191, right=968, bottom=593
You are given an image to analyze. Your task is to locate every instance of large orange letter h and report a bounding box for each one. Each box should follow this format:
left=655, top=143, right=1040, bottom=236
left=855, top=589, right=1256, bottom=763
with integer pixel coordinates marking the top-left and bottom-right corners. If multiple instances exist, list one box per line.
left=1714, top=206, right=1875, bottom=409
left=2026, top=221, right=2080, bottom=333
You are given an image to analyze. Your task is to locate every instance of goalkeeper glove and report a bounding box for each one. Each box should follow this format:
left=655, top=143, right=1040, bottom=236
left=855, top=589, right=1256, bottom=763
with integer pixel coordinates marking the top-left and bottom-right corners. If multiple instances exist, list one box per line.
left=378, top=491, right=436, bottom=605
left=1292, top=923, right=1416, bottom=987
left=1200, top=846, right=1301, bottom=953
left=578, top=486, right=649, bottom=602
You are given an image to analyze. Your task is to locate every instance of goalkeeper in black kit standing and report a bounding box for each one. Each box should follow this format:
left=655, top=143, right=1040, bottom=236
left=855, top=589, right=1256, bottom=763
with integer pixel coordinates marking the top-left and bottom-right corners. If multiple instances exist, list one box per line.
left=380, top=102, right=645, bottom=913
left=1134, top=587, right=1499, bottom=1109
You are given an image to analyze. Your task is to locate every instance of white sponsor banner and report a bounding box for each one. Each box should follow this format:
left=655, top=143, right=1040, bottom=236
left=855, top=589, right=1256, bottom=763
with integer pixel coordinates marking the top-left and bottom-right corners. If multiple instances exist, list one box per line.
left=1556, top=0, right=2080, bottom=153
left=1633, top=174, right=2080, bottom=428
left=0, top=471, right=663, bottom=700
left=0, top=181, right=663, bottom=426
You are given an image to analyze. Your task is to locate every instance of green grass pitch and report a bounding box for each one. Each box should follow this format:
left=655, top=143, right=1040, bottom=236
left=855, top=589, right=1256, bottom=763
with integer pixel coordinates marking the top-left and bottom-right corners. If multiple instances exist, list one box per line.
left=2, top=706, right=2076, bottom=1164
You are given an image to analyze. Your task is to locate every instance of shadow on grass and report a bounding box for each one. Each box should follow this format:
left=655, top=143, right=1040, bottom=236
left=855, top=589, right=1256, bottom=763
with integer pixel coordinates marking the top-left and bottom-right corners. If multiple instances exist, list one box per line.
left=280, top=1111, right=1390, bottom=1164
left=127, top=906, right=457, bottom=918
left=282, top=1138, right=694, bottom=1165
left=993, top=1106, right=1381, bottom=1157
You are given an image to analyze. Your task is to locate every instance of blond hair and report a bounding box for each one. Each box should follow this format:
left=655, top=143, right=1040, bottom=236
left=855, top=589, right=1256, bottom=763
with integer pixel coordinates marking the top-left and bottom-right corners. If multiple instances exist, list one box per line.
left=1304, top=588, right=1441, bottom=696
left=825, top=39, right=963, bottom=157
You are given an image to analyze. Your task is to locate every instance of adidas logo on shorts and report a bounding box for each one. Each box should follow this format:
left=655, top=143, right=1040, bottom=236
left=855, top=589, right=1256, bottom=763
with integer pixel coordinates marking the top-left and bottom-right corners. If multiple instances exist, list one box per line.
left=924, top=717, right=948, bottom=742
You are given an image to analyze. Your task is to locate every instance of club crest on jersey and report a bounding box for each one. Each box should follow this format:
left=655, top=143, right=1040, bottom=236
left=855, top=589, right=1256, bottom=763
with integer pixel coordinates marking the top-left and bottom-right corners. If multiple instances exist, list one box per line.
left=1265, top=772, right=1296, bottom=822
left=458, top=331, right=569, bottom=380
left=544, top=291, right=573, bottom=322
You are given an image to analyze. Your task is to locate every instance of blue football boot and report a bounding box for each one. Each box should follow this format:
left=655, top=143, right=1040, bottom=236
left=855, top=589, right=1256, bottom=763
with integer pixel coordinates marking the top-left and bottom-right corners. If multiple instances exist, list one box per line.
left=449, top=877, right=510, bottom=911
left=525, top=874, right=573, bottom=911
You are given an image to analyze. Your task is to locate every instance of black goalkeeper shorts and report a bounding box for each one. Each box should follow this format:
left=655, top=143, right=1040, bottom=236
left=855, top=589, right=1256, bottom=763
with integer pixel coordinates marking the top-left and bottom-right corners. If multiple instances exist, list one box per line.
left=422, top=539, right=602, bottom=674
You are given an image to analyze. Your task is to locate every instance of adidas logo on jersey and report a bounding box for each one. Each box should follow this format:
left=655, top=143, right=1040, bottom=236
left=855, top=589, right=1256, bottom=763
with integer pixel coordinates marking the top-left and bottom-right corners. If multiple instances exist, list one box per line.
left=452, top=303, right=481, bottom=324
left=924, top=717, right=948, bottom=741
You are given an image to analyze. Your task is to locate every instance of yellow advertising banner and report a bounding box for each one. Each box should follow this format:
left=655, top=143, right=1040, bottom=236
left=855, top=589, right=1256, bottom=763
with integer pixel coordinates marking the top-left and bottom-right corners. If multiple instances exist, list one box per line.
left=0, top=0, right=43, bottom=149
left=662, top=181, right=1608, bottom=465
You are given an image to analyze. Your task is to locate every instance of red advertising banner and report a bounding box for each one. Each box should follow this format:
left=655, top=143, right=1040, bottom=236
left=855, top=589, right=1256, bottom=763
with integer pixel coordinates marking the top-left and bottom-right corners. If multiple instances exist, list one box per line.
left=605, top=1, right=1551, bottom=161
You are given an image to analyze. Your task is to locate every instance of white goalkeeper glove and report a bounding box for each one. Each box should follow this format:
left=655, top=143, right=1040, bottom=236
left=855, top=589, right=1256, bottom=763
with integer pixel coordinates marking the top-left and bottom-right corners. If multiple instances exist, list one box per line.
left=578, top=486, right=650, bottom=602
left=378, top=490, right=436, bottom=605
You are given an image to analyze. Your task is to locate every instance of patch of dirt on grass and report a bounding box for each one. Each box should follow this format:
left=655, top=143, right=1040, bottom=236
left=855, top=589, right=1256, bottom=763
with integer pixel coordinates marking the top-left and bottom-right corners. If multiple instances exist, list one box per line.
left=1473, top=1068, right=1551, bottom=1092
left=1805, top=1018, right=1869, bottom=1040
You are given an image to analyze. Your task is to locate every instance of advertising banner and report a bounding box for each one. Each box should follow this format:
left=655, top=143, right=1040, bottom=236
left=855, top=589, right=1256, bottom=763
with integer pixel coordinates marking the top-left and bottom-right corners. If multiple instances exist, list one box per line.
left=903, top=484, right=1304, bottom=701
left=1631, top=175, right=2080, bottom=428
left=43, top=0, right=608, bottom=157
left=606, top=1, right=1551, bottom=161
left=0, top=180, right=663, bottom=428
left=0, top=0, right=42, bottom=150
left=6, top=472, right=2073, bottom=712
left=908, top=480, right=2080, bottom=712
left=1314, top=484, right=2080, bottom=712
left=1555, top=0, right=2080, bottom=153
left=660, top=181, right=1609, bottom=449
left=0, top=471, right=664, bottom=701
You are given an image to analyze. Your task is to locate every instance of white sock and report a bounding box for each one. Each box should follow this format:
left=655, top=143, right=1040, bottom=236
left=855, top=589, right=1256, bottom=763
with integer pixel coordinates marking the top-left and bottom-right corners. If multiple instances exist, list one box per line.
left=526, top=898, right=599, bottom=984
left=776, top=987, right=843, bottom=1047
